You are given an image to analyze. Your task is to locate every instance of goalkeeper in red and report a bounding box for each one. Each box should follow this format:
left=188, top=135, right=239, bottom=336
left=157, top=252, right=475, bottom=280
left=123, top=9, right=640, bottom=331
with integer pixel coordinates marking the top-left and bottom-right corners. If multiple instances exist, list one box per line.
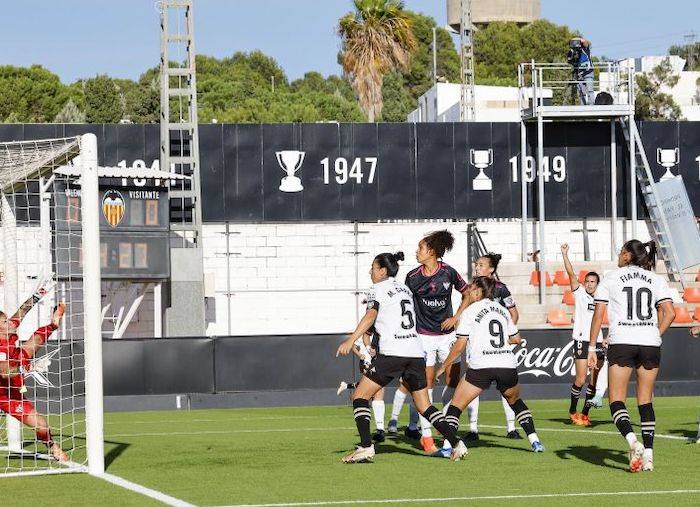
left=0, top=284, right=67, bottom=463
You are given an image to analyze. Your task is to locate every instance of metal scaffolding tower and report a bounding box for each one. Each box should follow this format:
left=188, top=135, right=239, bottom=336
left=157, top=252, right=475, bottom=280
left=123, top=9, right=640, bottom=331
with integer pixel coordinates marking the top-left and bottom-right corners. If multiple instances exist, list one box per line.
left=459, top=0, right=476, bottom=121
left=160, top=0, right=203, bottom=246
left=159, top=0, right=205, bottom=336
left=518, top=61, right=636, bottom=303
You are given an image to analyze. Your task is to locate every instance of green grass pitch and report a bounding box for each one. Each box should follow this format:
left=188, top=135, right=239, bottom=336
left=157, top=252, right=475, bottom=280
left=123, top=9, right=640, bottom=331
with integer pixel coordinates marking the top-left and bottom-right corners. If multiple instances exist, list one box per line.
left=2, top=396, right=700, bottom=506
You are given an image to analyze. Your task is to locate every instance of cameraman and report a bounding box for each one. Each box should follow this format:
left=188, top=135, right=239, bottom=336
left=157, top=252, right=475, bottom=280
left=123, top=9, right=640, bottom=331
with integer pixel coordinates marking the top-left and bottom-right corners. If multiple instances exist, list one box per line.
left=567, top=37, right=594, bottom=105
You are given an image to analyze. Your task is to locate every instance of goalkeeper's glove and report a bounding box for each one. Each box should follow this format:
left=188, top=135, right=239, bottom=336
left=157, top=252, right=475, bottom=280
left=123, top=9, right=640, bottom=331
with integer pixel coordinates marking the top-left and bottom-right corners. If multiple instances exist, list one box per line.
left=31, top=274, right=56, bottom=302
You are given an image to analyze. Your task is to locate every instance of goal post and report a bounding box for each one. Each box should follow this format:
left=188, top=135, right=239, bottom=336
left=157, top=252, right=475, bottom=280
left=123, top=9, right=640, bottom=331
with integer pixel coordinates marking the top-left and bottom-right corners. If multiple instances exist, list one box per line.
left=0, top=133, right=103, bottom=477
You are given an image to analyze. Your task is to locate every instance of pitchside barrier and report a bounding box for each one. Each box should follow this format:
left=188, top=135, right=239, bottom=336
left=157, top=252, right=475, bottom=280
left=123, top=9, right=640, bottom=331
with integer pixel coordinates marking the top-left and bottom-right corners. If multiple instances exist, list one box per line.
left=0, top=122, right=699, bottom=221
left=100, top=328, right=700, bottom=410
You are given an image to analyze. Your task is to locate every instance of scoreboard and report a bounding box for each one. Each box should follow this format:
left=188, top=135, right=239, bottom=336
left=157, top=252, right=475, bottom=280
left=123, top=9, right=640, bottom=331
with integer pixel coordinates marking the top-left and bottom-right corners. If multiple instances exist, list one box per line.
left=54, top=180, right=170, bottom=280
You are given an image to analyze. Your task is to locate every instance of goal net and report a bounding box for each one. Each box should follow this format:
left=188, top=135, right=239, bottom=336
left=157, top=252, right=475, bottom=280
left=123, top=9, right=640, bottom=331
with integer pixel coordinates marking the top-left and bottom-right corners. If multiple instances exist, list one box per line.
left=0, top=135, right=103, bottom=477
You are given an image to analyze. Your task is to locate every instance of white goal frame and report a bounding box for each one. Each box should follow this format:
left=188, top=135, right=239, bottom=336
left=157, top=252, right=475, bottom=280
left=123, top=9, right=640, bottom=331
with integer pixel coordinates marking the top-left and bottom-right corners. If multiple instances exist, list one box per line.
left=0, top=133, right=104, bottom=477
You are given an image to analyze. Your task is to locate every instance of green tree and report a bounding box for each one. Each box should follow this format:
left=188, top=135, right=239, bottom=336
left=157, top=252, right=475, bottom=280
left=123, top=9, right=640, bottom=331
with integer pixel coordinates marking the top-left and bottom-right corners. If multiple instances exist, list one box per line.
left=0, top=65, right=71, bottom=122
left=53, top=99, right=85, bottom=123
left=669, top=42, right=700, bottom=71
left=338, top=0, right=417, bottom=121
left=635, top=58, right=683, bottom=121
left=83, top=75, right=123, bottom=123
left=474, top=20, right=578, bottom=86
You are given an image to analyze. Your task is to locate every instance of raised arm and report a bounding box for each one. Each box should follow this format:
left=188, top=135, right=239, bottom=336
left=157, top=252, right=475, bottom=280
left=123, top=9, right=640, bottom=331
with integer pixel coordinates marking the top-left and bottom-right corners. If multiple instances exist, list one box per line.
left=21, top=304, right=64, bottom=361
left=560, top=243, right=580, bottom=292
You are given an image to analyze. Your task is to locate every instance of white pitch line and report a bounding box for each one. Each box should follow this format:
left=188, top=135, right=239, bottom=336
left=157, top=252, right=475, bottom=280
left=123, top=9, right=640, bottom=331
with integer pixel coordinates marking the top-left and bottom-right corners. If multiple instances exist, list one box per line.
left=105, top=424, right=688, bottom=441
left=221, top=489, right=700, bottom=507
left=100, top=472, right=195, bottom=507
left=477, top=424, right=688, bottom=441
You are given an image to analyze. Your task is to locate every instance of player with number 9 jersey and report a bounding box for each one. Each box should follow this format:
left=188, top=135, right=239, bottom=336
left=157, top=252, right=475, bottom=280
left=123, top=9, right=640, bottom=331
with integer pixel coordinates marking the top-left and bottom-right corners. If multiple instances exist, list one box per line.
left=437, top=277, right=545, bottom=454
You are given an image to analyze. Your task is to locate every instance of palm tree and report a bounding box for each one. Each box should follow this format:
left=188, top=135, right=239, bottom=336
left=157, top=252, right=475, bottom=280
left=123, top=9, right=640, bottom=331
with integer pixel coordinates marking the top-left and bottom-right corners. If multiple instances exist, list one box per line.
left=338, top=0, right=417, bottom=122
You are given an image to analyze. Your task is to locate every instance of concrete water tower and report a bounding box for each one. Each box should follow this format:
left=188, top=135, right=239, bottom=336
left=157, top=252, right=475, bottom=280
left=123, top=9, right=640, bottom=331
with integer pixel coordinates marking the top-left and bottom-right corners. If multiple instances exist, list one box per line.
left=447, top=0, right=540, bottom=30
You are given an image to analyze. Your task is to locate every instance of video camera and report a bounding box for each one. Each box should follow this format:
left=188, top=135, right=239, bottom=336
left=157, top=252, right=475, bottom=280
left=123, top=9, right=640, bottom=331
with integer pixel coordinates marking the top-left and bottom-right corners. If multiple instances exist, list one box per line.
left=567, top=38, right=583, bottom=66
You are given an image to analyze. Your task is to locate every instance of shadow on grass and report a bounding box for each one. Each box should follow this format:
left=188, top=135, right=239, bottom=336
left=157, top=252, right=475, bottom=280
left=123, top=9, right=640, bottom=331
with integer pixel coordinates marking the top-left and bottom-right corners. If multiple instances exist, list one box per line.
left=104, top=440, right=130, bottom=469
left=555, top=445, right=627, bottom=470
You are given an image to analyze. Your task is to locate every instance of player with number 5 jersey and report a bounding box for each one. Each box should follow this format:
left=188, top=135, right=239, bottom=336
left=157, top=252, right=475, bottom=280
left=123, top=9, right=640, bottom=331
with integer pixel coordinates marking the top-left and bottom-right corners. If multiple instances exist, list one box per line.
left=589, top=240, right=676, bottom=473
left=336, top=252, right=466, bottom=463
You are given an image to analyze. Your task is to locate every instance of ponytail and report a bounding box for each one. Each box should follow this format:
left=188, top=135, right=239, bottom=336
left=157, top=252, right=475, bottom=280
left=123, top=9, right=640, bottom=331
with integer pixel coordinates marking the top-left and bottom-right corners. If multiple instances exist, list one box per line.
left=622, top=239, right=656, bottom=271
left=374, top=251, right=404, bottom=278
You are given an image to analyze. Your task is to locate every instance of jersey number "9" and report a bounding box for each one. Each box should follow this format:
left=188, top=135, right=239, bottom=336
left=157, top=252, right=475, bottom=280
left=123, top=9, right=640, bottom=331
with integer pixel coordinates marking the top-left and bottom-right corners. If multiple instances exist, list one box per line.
left=489, top=320, right=505, bottom=348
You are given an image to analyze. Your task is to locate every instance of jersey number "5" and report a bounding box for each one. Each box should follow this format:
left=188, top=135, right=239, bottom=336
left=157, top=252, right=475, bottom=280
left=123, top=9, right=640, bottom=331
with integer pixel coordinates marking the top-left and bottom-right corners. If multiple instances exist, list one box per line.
left=400, top=300, right=415, bottom=330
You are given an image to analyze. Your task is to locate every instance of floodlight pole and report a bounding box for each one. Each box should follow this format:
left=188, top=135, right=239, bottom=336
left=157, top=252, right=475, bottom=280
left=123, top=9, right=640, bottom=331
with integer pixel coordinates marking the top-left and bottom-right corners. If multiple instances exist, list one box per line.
left=81, top=133, right=105, bottom=476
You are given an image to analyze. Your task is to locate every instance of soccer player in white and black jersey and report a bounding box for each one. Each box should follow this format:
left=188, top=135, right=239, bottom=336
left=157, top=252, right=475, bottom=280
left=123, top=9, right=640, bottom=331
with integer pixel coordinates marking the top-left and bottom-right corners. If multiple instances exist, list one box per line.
left=437, top=276, right=544, bottom=456
left=465, top=253, right=522, bottom=440
left=561, top=243, right=605, bottom=426
left=397, top=230, right=469, bottom=454
left=336, top=252, right=466, bottom=463
left=588, top=240, right=675, bottom=472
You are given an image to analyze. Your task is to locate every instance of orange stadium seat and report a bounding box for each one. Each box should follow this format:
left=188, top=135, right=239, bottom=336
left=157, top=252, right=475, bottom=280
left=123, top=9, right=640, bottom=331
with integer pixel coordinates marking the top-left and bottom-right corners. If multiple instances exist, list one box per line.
left=547, top=308, right=571, bottom=326
left=602, top=305, right=610, bottom=325
left=693, top=306, right=700, bottom=322
left=673, top=306, right=693, bottom=324
left=530, top=270, right=553, bottom=286
left=562, top=290, right=575, bottom=306
left=553, top=270, right=570, bottom=286
left=577, top=270, right=590, bottom=283
left=682, top=287, right=700, bottom=303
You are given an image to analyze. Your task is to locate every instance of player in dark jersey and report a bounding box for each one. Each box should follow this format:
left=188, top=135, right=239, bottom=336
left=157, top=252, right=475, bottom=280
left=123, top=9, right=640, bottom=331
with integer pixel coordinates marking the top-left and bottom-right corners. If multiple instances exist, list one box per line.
left=467, top=252, right=522, bottom=440
left=397, top=230, right=470, bottom=455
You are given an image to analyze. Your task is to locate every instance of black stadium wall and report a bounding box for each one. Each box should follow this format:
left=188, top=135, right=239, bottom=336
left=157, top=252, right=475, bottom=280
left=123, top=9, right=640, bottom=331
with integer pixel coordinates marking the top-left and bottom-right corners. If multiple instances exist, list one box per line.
left=100, top=329, right=700, bottom=410
left=1, top=121, right=699, bottom=222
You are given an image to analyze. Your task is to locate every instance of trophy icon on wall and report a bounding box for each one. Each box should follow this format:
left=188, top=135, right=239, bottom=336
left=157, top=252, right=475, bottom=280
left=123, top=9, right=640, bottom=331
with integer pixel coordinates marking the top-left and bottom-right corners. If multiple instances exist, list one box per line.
left=470, top=149, right=493, bottom=191
left=275, top=150, right=305, bottom=192
left=656, top=147, right=679, bottom=182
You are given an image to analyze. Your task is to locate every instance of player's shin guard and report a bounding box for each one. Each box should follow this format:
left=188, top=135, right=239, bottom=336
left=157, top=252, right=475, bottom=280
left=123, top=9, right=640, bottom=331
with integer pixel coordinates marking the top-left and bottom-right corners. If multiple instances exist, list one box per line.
left=638, top=403, right=655, bottom=449
left=501, top=396, right=516, bottom=432
left=569, top=383, right=583, bottom=414
left=467, top=397, right=479, bottom=432
left=422, top=405, right=459, bottom=447
left=509, top=399, right=539, bottom=443
left=582, top=385, right=596, bottom=416
left=390, top=389, right=407, bottom=420
left=444, top=404, right=462, bottom=433
left=371, top=400, right=385, bottom=431
left=610, top=401, right=637, bottom=447
left=353, top=398, right=373, bottom=448
left=417, top=389, right=434, bottom=437
left=408, top=401, right=420, bottom=430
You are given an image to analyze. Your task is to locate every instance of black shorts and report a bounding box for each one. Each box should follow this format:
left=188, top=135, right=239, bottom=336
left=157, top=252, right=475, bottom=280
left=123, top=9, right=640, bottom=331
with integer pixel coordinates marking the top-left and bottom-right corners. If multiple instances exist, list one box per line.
left=365, top=355, right=427, bottom=392
left=607, top=344, right=661, bottom=370
left=464, top=367, right=518, bottom=393
left=573, top=340, right=606, bottom=361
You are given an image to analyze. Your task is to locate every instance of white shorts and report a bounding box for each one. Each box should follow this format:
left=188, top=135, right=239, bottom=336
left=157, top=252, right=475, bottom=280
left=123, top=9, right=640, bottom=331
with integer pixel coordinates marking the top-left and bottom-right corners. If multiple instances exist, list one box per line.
left=419, top=333, right=459, bottom=367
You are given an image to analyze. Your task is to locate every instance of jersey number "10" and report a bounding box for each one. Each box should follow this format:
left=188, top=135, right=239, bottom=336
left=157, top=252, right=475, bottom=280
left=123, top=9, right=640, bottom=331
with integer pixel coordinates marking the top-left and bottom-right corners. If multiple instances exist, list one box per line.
left=622, top=286, right=653, bottom=321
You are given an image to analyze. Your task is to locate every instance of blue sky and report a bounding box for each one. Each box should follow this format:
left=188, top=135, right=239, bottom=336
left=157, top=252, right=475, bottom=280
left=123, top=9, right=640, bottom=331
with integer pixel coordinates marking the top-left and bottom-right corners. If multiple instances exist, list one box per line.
left=0, top=0, right=696, bottom=84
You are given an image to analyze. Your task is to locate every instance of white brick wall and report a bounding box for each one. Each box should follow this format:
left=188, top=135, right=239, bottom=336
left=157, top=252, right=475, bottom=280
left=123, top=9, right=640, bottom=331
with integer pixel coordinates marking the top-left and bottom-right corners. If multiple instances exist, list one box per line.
left=202, top=219, right=652, bottom=336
